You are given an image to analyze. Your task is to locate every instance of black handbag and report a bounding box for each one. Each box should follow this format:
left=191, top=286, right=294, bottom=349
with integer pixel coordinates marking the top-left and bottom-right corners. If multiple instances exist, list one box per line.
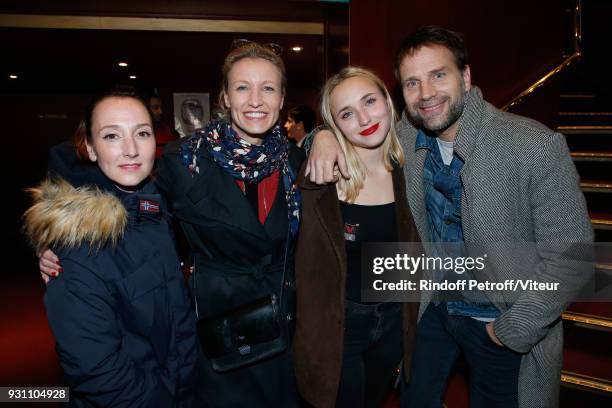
left=196, top=294, right=287, bottom=372
left=192, top=224, right=292, bottom=373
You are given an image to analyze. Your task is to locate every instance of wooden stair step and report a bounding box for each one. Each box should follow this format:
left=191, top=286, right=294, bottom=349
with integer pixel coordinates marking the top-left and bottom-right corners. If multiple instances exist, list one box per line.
left=572, top=152, right=612, bottom=162
left=562, top=311, right=612, bottom=331
left=562, top=133, right=612, bottom=151
left=561, top=371, right=612, bottom=394
left=567, top=299, right=612, bottom=320
left=581, top=180, right=612, bottom=192
left=562, top=322, right=612, bottom=386
left=591, top=213, right=612, bottom=230
left=558, top=112, right=612, bottom=126
left=596, top=263, right=612, bottom=273
left=559, top=125, right=612, bottom=134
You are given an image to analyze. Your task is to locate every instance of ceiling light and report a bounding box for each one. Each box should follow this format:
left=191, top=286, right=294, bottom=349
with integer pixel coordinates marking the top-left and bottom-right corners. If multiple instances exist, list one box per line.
left=129, top=75, right=137, bottom=79
left=291, top=46, right=303, bottom=52
left=118, top=62, right=128, bottom=67
left=9, top=74, right=18, bottom=79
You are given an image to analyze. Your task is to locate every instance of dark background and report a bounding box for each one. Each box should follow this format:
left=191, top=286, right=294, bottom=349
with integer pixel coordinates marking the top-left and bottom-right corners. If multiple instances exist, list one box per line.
left=1, top=0, right=609, bottom=405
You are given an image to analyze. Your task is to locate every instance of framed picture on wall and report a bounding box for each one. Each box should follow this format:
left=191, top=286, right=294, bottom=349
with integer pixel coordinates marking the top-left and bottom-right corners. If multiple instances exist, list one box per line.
left=173, top=92, right=210, bottom=137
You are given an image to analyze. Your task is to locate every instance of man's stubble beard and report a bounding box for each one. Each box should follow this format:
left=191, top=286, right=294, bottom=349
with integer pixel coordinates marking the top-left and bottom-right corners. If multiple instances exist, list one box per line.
left=406, top=80, right=466, bottom=134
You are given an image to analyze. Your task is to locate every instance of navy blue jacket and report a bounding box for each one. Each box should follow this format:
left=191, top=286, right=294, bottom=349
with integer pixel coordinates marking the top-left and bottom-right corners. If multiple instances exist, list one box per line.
left=24, top=168, right=198, bottom=407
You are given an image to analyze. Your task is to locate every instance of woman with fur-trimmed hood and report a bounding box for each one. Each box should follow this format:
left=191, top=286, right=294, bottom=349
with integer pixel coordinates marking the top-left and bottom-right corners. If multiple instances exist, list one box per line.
left=23, top=87, right=198, bottom=407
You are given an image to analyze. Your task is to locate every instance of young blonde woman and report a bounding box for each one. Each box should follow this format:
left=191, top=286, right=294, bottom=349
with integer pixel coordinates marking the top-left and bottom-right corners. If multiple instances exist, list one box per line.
left=293, top=67, right=421, bottom=408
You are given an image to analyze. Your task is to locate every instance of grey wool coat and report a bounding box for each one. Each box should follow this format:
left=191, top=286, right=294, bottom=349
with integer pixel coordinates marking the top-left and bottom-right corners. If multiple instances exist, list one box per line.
left=397, top=87, right=593, bottom=408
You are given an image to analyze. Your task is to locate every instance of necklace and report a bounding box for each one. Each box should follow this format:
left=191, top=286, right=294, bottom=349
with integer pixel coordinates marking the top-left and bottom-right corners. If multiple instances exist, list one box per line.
left=262, top=182, right=268, bottom=216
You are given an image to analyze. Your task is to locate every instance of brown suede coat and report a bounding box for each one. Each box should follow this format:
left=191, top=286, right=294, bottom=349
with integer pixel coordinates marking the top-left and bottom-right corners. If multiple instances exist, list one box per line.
left=293, top=165, right=422, bottom=408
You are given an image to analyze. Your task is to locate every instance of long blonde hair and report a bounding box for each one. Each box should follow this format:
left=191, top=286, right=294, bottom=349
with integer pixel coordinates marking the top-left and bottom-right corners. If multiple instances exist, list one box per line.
left=320, top=66, right=404, bottom=202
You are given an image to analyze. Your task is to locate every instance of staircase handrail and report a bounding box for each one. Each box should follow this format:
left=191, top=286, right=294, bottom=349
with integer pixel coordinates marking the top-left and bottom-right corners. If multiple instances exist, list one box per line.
left=502, top=0, right=582, bottom=112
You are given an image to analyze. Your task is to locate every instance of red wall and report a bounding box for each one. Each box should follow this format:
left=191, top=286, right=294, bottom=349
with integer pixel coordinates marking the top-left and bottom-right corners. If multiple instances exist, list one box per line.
left=349, top=0, right=566, bottom=110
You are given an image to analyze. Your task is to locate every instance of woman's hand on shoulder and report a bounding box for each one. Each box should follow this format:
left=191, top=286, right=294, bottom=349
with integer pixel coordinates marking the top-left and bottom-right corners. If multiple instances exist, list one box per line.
left=39, top=248, right=62, bottom=284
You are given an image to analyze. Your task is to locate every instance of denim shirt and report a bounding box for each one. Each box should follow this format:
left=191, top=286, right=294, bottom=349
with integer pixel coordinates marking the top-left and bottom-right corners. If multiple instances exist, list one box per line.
left=417, top=130, right=499, bottom=319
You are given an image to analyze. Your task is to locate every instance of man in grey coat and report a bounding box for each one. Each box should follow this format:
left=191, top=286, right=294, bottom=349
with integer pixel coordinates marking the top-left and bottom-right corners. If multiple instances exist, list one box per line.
left=307, top=26, right=593, bottom=408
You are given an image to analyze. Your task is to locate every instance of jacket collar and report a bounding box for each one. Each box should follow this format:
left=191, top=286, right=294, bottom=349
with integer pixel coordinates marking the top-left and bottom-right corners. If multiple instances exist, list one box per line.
left=299, top=173, right=346, bottom=271
left=298, top=164, right=417, bottom=279
left=410, top=86, right=484, bottom=162
left=400, top=87, right=485, bottom=241
left=390, top=165, right=418, bottom=242
left=415, top=129, right=435, bottom=151
left=399, top=120, right=429, bottom=243
left=123, top=186, right=167, bottom=225
left=186, top=154, right=282, bottom=241
left=450, top=86, right=485, bottom=163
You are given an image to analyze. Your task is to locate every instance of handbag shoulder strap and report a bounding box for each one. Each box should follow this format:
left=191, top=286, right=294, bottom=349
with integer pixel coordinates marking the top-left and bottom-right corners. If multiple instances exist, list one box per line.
left=193, top=222, right=292, bottom=319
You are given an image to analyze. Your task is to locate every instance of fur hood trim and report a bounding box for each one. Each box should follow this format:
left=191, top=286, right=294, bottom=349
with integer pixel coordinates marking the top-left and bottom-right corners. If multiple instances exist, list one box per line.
left=23, top=178, right=127, bottom=254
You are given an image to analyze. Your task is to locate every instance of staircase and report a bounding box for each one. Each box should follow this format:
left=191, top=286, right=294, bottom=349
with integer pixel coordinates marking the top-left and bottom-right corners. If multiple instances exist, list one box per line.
left=553, top=1, right=612, bottom=403
left=494, top=1, right=612, bottom=405
left=557, top=91, right=612, bottom=404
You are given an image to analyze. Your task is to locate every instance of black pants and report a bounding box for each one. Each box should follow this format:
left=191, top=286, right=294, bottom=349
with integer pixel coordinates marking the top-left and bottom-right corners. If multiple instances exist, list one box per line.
left=336, top=301, right=403, bottom=408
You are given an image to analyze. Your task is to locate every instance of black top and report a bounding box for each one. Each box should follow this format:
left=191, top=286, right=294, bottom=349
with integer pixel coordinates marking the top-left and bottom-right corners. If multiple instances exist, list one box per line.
left=340, top=200, right=397, bottom=302
left=244, top=180, right=260, bottom=214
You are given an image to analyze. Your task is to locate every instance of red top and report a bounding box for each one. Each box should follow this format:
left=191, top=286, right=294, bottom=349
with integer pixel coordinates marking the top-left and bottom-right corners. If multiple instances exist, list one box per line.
left=235, top=170, right=280, bottom=224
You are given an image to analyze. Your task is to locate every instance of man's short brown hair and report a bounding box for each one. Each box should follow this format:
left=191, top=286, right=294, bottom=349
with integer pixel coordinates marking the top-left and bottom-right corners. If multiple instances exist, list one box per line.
left=394, top=25, right=468, bottom=80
